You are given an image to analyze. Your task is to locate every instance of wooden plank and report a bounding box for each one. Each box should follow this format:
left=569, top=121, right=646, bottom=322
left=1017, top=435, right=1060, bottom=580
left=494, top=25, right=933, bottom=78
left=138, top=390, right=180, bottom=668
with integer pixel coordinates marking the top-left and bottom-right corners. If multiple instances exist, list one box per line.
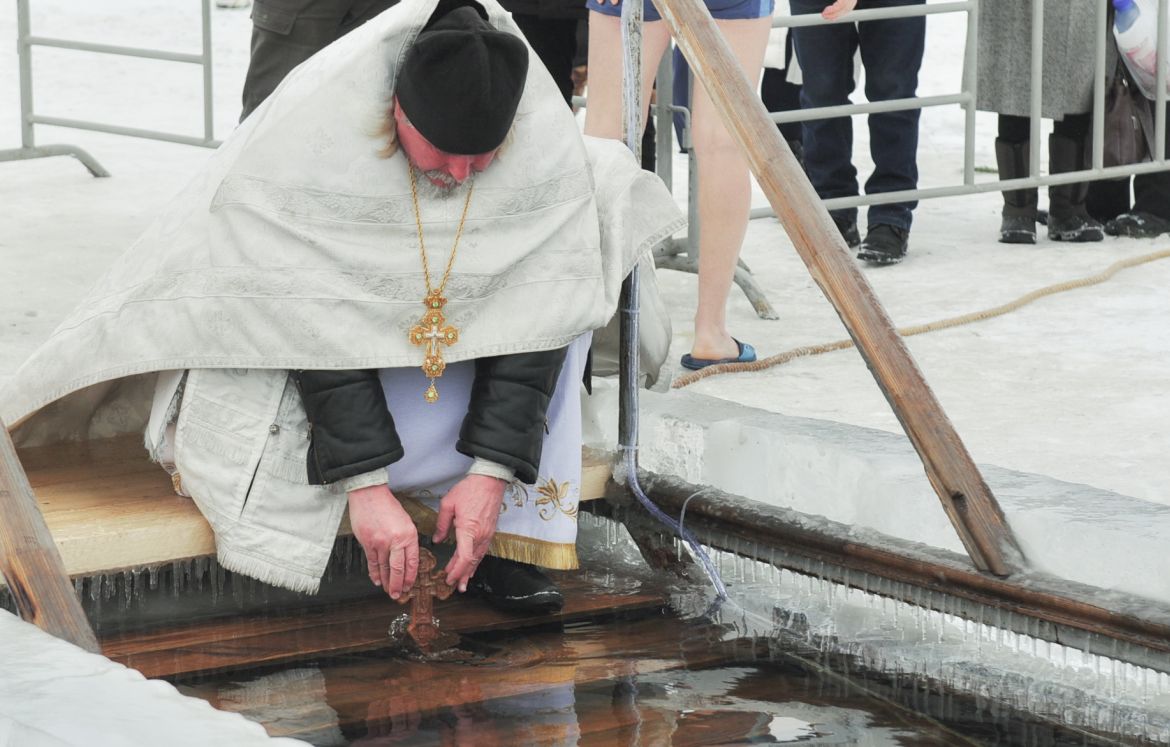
left=12, top=437, right=613, bottom=578
left=178, top=614, right=736, bottom=740
left=103, top=574, right=667, bottom=678
left=0, top=417, right=99, bottom=652
left=650, top=0, right=1022, bottom=576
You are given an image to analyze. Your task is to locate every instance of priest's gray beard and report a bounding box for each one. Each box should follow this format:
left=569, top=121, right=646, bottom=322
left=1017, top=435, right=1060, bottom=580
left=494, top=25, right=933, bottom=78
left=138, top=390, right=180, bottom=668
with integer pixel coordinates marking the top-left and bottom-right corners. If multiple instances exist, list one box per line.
left=413, top=169, right=470, bottom=201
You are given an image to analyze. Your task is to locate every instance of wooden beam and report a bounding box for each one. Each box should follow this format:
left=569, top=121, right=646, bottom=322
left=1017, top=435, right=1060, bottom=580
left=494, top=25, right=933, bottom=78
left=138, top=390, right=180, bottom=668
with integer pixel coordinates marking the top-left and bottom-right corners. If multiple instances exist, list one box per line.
left=0, top=417, right=98, bottom=652
left=650, top=0, right=1022, bottom=575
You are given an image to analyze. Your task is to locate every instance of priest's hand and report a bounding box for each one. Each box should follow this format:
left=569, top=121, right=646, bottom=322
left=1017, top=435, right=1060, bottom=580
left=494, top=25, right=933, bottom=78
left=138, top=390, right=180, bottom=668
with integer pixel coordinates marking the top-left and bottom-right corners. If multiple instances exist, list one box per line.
left=433, top=475, right=507, bottom=592
left=347, top=484, right=419, bottom=600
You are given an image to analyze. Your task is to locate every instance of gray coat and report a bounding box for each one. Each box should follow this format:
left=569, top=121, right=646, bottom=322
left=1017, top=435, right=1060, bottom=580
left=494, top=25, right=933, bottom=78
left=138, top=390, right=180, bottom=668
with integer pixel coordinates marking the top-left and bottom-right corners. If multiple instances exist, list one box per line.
left=974, top=0, right=1111, bottom=120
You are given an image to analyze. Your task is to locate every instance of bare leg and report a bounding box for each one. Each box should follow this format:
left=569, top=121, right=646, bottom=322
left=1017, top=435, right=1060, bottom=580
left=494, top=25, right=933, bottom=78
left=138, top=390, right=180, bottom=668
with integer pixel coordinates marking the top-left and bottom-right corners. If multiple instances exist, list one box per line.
left=688, top=17, right=771, bottom=361
left=582, top=13, right=672, bottom=143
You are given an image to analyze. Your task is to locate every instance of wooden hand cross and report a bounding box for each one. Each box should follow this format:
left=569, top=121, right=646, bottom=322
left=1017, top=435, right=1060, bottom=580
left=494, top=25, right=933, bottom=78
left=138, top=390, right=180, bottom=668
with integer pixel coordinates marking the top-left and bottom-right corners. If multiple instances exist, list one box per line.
left=394, top=547, right=459, bottom=653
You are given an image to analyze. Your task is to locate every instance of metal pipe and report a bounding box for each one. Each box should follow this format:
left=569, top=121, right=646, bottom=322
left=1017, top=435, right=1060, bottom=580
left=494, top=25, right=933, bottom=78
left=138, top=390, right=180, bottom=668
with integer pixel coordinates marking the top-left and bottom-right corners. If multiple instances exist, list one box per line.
left=25, top=36, right=206, bottom=64
left=201, top=0, right=215, bottom=144
left=617, top=0, right=643, bottom=456
left=1092, top=0, right=1107, bottom=170
left=962, top=0, right=979, bottom=186
left=29, top=115, right=220, bottom=149
left=17, top=0, right=34, bottom=148
left=768, top=93, right=969, bottom=124
left=1028, top=0, right=1044, bottom=180
left=1157, top=0, right=1168, bottom=161
left=617, top=0, right=726, bottom=602
left=748, top=160, right=1170, bottom=218
left=654, top=50, right=674, bottom=191
left=772, top=1, right=972, bottom=28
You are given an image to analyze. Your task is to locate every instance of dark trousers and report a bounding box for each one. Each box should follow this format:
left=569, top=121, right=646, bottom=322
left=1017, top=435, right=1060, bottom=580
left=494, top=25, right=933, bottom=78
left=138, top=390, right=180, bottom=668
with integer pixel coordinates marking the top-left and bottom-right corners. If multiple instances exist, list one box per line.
left=512, top=14, right=578, bottom=105
left=790, top=0, right=925, bottom=230
left=241, top=0, right=400, bottom=121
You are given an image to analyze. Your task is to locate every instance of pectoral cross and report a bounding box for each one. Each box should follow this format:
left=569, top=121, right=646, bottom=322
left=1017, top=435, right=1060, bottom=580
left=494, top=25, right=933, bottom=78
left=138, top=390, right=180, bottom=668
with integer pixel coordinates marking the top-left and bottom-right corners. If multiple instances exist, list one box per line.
left=408, top=290, right=459, bottom=403
left=394, top=548, right=459, bottom=653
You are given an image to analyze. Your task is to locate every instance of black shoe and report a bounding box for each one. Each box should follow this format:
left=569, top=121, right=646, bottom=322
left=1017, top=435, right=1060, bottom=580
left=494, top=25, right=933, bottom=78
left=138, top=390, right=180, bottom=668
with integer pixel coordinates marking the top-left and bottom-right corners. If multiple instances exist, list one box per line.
left=832, top=214, right=860, bottom=249
left=1048, top=209, right=1105, bottom=242
left=857, top=224, right=909, bottom=265
left=1105, top=211, right=1170, bottom=238
left=1000, top=213, right=1037, bottom=244
left=469, top=556, right=563, bottom=614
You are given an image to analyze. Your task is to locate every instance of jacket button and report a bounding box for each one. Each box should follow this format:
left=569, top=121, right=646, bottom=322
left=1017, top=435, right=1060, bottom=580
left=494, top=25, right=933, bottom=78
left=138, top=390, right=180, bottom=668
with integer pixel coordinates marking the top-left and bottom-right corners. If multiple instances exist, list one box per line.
left=269, top=424, right=280, bottom=434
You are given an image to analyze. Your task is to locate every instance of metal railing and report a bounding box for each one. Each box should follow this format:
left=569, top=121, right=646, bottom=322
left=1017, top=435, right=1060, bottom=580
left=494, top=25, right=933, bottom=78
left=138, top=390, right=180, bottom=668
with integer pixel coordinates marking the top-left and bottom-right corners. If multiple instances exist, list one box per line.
left=0, top=0, right=221, bottom=177
left=747, top=0, right=1169, bottom=220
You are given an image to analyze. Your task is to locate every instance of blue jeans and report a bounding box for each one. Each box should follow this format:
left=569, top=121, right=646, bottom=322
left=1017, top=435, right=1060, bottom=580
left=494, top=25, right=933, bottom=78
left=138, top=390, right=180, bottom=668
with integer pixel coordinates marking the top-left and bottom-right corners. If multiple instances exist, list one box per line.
left=790, top=0, right=925, bottom=231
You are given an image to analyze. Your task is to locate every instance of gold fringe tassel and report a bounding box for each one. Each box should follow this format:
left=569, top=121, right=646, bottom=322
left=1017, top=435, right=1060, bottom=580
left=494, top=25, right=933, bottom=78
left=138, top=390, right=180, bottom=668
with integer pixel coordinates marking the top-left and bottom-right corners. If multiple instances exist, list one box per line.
left=399, top=496, right=580, bottom=570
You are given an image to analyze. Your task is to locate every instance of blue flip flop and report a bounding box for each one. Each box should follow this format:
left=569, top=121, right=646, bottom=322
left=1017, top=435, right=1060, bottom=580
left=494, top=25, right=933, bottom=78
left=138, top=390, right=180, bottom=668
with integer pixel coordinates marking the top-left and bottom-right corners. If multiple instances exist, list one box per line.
left=680, top=339, right=757, bottom=371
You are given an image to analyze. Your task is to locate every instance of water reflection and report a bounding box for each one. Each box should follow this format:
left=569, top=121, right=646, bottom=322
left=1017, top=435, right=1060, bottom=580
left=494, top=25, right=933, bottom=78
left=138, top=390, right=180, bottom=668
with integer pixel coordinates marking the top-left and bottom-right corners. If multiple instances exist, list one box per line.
left=180, top=611, right=1109, bottom=746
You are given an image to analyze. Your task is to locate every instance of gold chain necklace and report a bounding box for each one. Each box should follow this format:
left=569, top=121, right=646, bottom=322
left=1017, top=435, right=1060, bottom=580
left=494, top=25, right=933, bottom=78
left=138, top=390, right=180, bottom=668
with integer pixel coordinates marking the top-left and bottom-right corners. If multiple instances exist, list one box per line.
left=406, top=165, right=475, bottom=404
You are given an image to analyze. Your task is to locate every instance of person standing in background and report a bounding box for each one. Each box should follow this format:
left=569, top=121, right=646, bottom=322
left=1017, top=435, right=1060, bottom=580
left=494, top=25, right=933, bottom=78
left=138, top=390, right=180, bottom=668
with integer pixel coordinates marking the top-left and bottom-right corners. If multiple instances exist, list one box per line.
left=240, top=0, right=401, bottom=120
left=977, top=0, right=1105, bottom=245
left=789, top=0, right=924, bottom=265
left=585, top=0, right=855, bottom=369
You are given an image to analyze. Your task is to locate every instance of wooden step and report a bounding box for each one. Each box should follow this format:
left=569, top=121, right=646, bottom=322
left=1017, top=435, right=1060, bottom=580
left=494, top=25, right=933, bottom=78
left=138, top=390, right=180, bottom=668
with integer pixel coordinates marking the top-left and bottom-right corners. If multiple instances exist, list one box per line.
left=17, top=436, right=613, bottom=579
left=102, top=573, right=667, bottom=679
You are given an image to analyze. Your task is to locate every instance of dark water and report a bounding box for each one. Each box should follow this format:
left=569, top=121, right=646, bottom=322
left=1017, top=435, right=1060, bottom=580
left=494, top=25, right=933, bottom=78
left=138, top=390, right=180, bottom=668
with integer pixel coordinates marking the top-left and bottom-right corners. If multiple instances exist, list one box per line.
left=172, top=609, right=1131, bottom=746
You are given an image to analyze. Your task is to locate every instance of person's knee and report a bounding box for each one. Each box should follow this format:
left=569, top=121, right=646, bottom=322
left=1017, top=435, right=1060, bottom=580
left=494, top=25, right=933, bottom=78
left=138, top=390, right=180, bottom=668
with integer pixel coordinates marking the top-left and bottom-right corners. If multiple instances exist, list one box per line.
left=862, top=62, right=917, bottom=102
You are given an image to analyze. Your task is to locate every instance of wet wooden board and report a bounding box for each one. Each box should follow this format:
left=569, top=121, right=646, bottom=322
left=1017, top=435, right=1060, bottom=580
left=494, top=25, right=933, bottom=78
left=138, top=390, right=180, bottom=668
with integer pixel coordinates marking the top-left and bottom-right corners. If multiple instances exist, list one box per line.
left=17, top=436, right=613, bottom=579
left=178, top=615, right=739, bottom=741
left=177, top=614, right=970, bottom=745
left=101, top=573, right=666, bottom=679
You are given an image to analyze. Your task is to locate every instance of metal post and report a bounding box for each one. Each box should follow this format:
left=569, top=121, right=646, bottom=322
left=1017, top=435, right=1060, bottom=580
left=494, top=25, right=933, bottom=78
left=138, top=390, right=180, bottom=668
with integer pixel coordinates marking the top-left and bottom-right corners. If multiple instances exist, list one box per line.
left=1028, top=0, right=1044, bottom=179
left=1092, top=0, right=1107, bottom=170
left=618, top=0, right=644, bottom=456
left=201, top=0, right=215, bottom=144
left=655, top=50, right=674, bottom=190
left=1157, top=0, right=1168, bottom=161
left=686, top=74, right=700, bottom=259
left=17, top=0, right=35, bottom=149
left=962, top=0, right=979, bottom=185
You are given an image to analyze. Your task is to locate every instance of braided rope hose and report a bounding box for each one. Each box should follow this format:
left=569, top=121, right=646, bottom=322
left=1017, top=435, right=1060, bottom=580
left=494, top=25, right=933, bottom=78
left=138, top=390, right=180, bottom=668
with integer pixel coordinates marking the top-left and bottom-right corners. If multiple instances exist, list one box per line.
left=674, top=248, right=1170, bottom=389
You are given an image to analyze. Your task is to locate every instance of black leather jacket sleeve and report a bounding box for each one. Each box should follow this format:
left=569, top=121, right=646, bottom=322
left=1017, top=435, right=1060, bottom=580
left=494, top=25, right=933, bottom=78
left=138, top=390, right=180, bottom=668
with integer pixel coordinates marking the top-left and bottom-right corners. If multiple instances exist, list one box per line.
left=456, top=347, right=568, bottom=484
left=291, top=369, right=404, bottom=485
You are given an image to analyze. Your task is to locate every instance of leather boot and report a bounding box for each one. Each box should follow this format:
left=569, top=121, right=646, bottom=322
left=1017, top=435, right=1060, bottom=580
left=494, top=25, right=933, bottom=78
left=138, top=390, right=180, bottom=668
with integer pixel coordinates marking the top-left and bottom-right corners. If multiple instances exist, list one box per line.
left=1047, top=134, right=1105, bottom=242
left=995, top=138, right=1038, bottom=244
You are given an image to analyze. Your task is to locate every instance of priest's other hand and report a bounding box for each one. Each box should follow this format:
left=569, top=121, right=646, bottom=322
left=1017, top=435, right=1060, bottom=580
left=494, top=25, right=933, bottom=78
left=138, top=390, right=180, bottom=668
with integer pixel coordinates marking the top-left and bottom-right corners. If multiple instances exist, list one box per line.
left=347, top=484, right=419, bottom=600
left=433, top=474, right=507, bottom=592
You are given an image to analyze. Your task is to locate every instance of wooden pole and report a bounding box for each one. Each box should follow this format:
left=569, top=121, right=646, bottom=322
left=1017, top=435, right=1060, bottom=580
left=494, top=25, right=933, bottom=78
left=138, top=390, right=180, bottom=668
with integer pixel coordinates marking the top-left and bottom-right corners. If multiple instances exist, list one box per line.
left=0, top=417, right=99, bottom=652
left=651, top=0, right=1023, bottom=575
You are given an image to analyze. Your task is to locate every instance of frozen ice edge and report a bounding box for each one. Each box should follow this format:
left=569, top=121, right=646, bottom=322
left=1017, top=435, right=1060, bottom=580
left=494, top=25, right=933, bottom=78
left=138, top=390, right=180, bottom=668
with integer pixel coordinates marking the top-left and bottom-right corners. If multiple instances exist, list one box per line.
left=584, top=379, right=1170, bottom=609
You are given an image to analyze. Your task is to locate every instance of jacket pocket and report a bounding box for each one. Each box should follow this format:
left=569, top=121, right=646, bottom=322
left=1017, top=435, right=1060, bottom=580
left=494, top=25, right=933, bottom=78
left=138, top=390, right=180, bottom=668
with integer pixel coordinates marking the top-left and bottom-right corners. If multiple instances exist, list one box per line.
left=173, top=368, right=284, bottom=530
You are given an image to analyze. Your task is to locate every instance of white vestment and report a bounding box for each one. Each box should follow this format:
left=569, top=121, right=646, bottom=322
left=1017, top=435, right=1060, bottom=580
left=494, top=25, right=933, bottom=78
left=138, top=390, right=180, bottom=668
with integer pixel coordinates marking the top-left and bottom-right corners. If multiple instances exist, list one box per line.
left=0, top=0, right=683, bottom=592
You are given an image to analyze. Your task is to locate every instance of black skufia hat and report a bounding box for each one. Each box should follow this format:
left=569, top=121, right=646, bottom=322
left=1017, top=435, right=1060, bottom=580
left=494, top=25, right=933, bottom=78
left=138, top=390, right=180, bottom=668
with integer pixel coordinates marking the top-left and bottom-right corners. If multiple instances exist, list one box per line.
left=395, top=3, right=529, bottom=155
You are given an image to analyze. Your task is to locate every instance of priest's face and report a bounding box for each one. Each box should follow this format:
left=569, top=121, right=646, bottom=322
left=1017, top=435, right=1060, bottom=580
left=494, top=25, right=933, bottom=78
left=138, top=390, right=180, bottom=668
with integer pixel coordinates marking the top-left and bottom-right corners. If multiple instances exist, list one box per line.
left=394, top=101, right=498, bottom=193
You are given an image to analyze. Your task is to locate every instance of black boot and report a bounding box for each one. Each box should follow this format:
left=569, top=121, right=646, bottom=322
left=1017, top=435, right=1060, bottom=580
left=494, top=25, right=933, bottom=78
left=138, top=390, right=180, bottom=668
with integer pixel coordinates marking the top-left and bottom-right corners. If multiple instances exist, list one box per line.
left=994, top=138, right=1038, bottom=244
left=1047, top=134, right=1105, bottom=242
left=469, top=556, right=563, bottom=614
